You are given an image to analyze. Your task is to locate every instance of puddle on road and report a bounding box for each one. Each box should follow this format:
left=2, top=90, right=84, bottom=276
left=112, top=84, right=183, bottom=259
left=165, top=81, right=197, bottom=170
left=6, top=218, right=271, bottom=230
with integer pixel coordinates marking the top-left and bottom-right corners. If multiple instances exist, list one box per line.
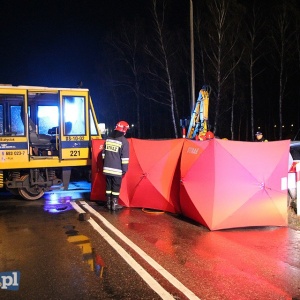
left=64, top=225, right=105, bottom=278
left=43, top=181, right=91, bottom=213
left=44, top=194, right=73, bottom=213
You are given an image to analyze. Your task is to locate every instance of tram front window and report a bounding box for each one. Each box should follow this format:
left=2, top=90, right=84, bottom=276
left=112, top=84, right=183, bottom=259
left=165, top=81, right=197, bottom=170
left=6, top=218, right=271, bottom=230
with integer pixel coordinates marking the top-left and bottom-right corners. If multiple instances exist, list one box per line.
left=63, top=96, right=85, bottom=135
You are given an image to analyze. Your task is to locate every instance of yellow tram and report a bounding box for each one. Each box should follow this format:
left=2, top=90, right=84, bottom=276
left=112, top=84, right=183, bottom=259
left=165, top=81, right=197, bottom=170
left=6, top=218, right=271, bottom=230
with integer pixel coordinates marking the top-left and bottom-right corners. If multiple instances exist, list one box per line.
left=0, top=85, right=102, bottom=200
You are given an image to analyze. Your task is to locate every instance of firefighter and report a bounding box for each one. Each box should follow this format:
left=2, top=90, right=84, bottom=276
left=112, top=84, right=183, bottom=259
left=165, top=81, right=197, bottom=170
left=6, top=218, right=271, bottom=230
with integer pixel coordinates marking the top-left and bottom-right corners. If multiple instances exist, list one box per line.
left=255, top=131, right=268, bottom=142
left=102, top=121, right=130, bottom=211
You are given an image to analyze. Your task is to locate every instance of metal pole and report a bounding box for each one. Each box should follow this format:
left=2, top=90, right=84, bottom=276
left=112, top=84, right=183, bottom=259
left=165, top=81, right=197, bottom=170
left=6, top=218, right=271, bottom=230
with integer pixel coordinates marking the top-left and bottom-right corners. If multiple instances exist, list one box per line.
left=190, top=0, right=195, bottom=112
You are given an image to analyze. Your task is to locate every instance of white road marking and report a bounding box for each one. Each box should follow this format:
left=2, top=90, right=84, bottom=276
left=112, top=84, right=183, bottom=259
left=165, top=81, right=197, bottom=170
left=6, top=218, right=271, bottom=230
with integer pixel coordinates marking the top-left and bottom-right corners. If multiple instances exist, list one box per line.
left=71, top=201, right=175, bottom=300
left=79, top=201, right=201, bottom=300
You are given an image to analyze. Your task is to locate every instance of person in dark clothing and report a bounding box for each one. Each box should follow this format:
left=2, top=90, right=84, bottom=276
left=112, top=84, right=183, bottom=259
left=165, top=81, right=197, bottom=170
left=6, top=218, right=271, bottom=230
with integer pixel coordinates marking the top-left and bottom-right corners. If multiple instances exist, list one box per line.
left=102, top=121, right=130, bottom=211
left=255, top=131, right=268, bottom=142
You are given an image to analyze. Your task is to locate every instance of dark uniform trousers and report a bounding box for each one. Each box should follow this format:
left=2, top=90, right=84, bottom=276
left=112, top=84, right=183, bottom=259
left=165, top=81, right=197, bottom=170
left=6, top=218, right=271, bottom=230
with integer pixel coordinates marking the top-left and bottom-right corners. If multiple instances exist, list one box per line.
left=105, top=176, right=122, bottom=197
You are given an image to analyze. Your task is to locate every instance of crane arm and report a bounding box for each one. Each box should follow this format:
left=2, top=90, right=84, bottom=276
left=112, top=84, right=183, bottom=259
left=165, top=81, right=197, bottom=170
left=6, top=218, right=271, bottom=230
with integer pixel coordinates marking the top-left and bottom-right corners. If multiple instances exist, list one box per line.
left=186, top=86, right=210, bottom=140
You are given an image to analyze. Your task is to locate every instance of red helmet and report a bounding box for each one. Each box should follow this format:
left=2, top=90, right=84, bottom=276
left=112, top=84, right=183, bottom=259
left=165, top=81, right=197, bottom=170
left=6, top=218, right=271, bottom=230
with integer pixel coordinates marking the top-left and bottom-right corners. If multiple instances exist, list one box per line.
left=205, top=131, right=214, bottom=139
left=115, top=121, right=130, bottom=133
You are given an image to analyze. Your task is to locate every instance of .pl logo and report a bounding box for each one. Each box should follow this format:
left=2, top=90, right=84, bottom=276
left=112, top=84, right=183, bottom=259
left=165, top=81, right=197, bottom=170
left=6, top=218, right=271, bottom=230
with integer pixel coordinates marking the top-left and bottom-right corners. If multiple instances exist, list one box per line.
left=0, top=271, right=20, bottom=291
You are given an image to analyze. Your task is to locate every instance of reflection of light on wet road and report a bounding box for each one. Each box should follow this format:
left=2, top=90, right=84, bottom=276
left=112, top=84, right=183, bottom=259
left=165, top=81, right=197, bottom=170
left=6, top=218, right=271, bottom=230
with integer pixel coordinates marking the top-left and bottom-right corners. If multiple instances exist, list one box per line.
left=44, top=181, right=91, bottom=213
left=44, top=193, right=73, bottom=213
left=67, top=235, right=95, bottom=271
left=88, top=202, right=300, bottom=299
left=75, top=201, right=200, bottom=299
left=65, top=226, right=105, bottom=277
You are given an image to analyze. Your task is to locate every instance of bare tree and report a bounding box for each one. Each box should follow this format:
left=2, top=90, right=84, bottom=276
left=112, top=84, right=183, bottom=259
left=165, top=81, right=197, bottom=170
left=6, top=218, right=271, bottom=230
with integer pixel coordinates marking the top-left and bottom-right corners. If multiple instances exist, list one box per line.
left=244, top=1, right=265, bottom=141
left=94, top=52, right=121, bottom=127
left=144, top=0, right=179, bottom=138
left=271, top=2, right=295, bottom=140
left=204, top=0, right=243, bottom=136
left=106, top=20, right=145, bottom=138
left=228, top=2, right=246, bottom=140
left=194, top=12, right=208, bottom=87
left=230, top=50, right=237, bottom=140
left=294, top=16, right=300, bottom=139
left=96, top=0, right=300, bottom=140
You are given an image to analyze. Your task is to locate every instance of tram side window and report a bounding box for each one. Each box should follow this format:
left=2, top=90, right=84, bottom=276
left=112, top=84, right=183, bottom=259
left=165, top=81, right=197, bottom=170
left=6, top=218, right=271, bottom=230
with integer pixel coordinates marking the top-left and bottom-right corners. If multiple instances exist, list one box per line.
left=90, top=110, right=97, bottom=135
left=11, top=105, right=24, bottom=136
left=63, top=96, right=85, bottom=135
left=0, top=95, right=25, bottom=136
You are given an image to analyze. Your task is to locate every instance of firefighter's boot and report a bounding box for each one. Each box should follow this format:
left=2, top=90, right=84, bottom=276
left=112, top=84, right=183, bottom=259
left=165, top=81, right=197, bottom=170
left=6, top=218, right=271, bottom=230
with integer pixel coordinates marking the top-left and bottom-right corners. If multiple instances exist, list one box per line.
left=111, top=197, right=123, bottom=211
left=106, top=195, right=112, bottom=210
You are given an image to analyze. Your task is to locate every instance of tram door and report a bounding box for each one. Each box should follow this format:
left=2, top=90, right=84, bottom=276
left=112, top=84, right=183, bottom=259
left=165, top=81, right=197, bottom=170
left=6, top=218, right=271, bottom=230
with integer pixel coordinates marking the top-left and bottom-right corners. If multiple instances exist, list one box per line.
left=59, top=90, right=91, bottom=161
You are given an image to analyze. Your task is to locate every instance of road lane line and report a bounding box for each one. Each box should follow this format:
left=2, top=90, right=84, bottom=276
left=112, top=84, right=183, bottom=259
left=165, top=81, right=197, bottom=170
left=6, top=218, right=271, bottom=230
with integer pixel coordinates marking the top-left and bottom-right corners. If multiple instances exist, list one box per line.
left=70, top=201, right=175, bottom=300
left=79, top=201, right=201, bottom=300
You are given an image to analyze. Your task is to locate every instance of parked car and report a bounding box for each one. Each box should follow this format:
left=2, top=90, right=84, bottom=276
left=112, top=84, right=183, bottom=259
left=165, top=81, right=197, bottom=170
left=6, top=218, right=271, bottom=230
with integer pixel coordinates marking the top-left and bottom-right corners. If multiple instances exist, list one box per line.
left=290, top=141, right=300, bottom=161
left=288, top=141, right=300, bottom=212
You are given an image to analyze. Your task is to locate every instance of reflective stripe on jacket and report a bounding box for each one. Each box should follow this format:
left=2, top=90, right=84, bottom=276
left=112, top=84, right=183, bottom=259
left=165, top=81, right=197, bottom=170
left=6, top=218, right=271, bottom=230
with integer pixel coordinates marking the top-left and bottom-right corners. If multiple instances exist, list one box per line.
left=102, top=135, right=129, bottom=177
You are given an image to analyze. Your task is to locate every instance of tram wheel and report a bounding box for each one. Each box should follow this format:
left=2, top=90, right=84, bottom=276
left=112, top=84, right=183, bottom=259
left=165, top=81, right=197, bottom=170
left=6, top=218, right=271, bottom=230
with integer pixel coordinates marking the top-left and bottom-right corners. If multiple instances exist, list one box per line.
left=18, top=174, right=45, bottom=200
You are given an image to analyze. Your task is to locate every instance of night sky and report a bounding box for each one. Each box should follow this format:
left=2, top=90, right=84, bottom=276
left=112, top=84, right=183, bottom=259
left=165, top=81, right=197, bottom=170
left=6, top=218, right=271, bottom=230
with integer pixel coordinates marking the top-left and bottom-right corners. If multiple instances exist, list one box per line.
left=0, top=1, right=149, bottom=116
left=1, top=1, right=299, bottom=140
left=0, top=0, right=190, bottom=134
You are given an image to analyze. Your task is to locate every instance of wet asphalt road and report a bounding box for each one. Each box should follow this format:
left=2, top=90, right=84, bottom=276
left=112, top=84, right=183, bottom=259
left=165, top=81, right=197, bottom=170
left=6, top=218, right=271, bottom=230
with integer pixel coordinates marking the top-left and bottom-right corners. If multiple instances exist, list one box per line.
left=0, top=183, right=300, bottom=300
